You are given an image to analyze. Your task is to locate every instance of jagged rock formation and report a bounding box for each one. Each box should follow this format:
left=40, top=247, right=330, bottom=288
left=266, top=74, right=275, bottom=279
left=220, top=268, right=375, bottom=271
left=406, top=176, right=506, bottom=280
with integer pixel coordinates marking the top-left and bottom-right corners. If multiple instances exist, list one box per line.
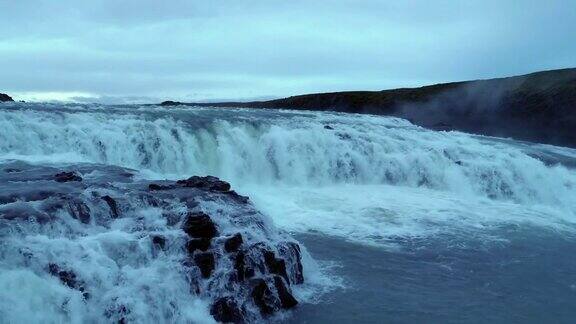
left=0, top=93, right=13, bottom=102
left=0, top=161, right=304, bottom=323
left=161, top=68, right=576, bottom=147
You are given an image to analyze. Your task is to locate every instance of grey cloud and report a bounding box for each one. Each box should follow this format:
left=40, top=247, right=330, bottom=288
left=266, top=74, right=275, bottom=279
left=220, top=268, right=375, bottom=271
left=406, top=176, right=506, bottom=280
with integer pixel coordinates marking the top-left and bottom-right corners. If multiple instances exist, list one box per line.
left=0, top=0, right=575, bottom=103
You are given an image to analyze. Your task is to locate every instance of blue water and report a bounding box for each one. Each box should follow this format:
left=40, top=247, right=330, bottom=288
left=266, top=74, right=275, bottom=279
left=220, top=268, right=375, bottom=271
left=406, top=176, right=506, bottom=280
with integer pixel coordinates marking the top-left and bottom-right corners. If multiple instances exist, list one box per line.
left=289, top=226, right=576, bottom=323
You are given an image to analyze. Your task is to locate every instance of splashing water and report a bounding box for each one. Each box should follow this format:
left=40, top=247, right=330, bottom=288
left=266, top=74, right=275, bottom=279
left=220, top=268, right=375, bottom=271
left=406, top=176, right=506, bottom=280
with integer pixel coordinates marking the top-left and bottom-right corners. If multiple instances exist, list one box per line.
left=1, top=102, right=576, bottom=323
left=1, top=103, right=575, bottom=241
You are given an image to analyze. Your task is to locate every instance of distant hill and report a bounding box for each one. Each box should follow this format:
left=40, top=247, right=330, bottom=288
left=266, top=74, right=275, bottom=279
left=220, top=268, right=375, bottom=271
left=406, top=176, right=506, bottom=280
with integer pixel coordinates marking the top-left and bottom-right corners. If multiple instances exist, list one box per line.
left=0, top=93, right=13, bottom=102
left=161, top=68, right=576, bottom=148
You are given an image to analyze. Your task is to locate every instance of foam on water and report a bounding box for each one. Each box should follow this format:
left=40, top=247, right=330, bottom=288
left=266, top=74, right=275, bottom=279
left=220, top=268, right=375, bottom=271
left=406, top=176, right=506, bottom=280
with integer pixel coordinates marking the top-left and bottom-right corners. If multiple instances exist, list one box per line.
left=1, top=105, right=575, bottom=199
left=2, top=103, right=576, bottom=321
left=1, top=104, right=575, bottom=219
left=0, top=201, right=219, bottom=323
left=243, top=183, right=573, bottom=247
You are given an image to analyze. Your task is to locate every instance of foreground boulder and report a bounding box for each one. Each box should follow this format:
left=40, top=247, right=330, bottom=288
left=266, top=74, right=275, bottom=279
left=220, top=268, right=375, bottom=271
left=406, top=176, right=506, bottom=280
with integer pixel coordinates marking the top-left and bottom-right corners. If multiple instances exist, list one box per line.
left=0, top=162, right=305, bottom=323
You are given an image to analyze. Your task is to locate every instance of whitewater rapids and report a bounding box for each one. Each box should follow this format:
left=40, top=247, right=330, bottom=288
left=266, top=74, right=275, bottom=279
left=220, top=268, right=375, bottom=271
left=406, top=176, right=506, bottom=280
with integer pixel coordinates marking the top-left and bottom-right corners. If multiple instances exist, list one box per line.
left=1, top=103, right=575, bottom=242
left=1, top=102, right=576, bottom=322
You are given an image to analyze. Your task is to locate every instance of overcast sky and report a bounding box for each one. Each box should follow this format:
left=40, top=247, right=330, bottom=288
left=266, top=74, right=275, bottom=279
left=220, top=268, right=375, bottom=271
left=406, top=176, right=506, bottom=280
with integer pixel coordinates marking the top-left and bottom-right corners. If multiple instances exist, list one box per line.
left=1, top=0, right=575, bottom=103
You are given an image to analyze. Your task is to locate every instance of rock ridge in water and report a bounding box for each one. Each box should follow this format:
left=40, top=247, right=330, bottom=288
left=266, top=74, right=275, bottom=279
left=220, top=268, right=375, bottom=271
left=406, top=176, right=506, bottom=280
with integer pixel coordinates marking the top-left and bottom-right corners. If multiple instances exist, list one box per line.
left=0, top=161, right=304, bottom=323
left=0, top=93, right=13, bottom=102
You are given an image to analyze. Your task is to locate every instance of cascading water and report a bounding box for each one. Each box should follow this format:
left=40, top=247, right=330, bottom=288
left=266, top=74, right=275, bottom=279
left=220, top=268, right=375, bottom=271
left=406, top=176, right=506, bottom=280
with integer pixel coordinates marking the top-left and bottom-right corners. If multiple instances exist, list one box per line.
left=2, top=104, right=576, bottom=237
left=2, top=102, right=576, bottom=323
left=1, top=104, right=575, bottom=206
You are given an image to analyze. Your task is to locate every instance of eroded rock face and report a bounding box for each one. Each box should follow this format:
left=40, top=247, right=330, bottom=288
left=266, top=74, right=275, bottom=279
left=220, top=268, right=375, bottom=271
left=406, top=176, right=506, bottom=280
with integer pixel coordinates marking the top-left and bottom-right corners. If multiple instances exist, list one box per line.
left=0, top=162, right=304, bottom=323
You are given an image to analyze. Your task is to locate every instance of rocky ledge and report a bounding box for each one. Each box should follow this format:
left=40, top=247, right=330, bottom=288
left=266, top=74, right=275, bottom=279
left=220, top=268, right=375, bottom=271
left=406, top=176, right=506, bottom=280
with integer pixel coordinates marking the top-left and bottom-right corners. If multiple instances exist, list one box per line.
left=0, top=93, right=14, bottom=102
left=0, top=161, right=304, bottom=323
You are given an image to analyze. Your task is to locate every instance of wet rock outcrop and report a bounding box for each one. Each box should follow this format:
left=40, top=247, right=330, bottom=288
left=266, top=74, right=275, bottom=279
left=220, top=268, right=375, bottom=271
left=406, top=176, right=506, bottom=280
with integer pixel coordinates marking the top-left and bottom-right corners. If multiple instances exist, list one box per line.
left=55, top=171, right=83, bottom=182
left=48, top=263, right=90, bottom=300
left=0, top=161, right=305, bottom=323
left=0, top=93, right=13, bottom=102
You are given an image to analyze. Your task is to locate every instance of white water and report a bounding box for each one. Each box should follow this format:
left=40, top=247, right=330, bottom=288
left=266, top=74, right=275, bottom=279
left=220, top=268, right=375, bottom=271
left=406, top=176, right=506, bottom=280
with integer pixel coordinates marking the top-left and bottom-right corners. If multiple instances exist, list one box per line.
left=1, top=103, right=576, bottom=245
left=2, top=103, right=576, bottom=323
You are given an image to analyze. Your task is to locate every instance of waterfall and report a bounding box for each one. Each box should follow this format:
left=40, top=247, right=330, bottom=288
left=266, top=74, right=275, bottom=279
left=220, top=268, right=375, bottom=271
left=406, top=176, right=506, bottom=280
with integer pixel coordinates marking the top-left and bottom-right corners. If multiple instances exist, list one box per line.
left=1, top=104, right=575, bottom=211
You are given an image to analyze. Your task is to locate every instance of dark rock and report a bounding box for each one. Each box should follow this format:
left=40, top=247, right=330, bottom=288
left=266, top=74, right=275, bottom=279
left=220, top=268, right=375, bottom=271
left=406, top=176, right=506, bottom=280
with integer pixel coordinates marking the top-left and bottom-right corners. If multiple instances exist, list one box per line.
left=263, top=250, right=289, bottom=284
left=323, top=125, right=334, bottom=130
left=48, top=263, right=76, bottom=288
left=282, top=242, right=304, bottom=284
left=48, top=263, right=89, bottom=299
left=233, top=251, right=246, bottom=282
left=177, top=175, right=231, bottom=192
left=233, top=250, right=254, bottom=282
left=245, top=267, right=255, bottom=279
left=251, top=279, right=275, bottom=315
left=66, top=199, right=91, bottom=224
left=101, top=195, right=119, bottom=218
left=148, top=183, right=173, bottom=191
left=182, top=211, right=218, bottom=239
left=55, top=171, right=82, bottom=182
left=194, top=252, right=215, bottom=278
left=186, top=238, right=211, bottom=254
left=273, top=276, right=298, bottom=309
left=210, top=297, right=243, bottom=323
left=160, top=100, right=180, bottom=106
left=227, top=190, right=250, bottom=203
left=225, top=233, right=243, bottom=253
left=152, top=235, right=166, bottom=249
left=0, top=93, right=13, bottom=102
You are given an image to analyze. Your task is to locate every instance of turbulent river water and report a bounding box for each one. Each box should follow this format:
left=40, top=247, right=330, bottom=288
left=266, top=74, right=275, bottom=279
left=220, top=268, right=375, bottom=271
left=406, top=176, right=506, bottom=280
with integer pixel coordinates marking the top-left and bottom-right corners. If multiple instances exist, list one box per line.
left=2, top=102, right=576, bottom=323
